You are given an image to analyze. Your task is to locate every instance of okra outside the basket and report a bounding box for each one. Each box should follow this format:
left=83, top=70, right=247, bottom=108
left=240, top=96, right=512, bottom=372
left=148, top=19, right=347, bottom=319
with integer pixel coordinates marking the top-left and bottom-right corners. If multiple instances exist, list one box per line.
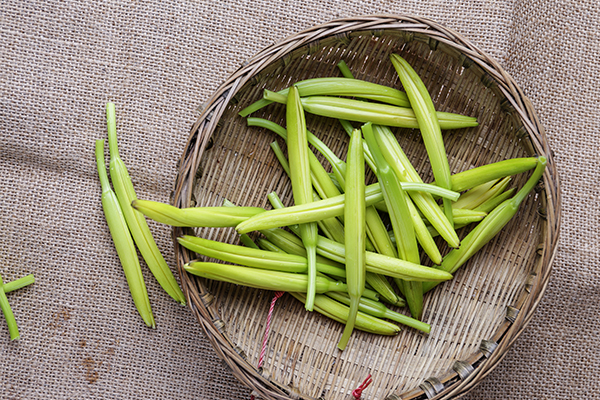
left=95, top=139, right=155, bottom=328
left=2, top=274, right=35, bottom=294
left=105, top=103, right=186, bottom=306
left=0, top=273, right=20, bottom=340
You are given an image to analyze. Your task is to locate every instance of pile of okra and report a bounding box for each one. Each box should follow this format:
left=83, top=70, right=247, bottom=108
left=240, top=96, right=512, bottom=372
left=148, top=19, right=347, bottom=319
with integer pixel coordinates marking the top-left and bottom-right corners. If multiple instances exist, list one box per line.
left=103, top=54, right=546, bottom=350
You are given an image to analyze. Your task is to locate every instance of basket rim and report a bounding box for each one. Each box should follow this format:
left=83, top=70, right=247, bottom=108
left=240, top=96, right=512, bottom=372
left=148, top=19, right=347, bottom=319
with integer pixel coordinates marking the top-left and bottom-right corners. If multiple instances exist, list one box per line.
left=171, top=14, right=562, bottom=400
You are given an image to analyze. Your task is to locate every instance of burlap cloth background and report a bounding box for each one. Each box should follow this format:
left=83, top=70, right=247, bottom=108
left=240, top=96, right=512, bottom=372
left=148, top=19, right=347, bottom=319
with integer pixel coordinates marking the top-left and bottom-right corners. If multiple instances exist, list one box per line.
left=0, top=1, right=598, bottom=399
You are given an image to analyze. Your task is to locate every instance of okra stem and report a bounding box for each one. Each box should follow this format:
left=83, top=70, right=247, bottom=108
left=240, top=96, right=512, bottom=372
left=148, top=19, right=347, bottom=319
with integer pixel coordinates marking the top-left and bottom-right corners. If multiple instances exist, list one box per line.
left=0, top=274, right=20, bottom=340
left=2, top=274, right=35, bottom=294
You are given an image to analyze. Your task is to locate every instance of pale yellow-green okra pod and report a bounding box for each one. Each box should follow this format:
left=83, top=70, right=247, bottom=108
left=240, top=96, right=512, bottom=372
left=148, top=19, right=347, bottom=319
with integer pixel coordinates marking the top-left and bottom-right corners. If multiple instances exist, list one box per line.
left=267, top=191, right=402, bottom=306
left=238, top=77, right=411, bottom=117
left=291, top=292, right=400, bottom=336
left=423, top=157, right=547, bottom=293
left=450, top=157, right=537, bottom=193
left=390, top=54, right=455, bottom=230
left=263, top=91, right=478, bottom=130
left=286, top=87, right=319, bottom=311
left=236, top=181, right=459, bottom=234
left=105, top=103, right=186, bottom=306
left=95, top=139, right=155, bottom=328
left=326, top=292, right=433, bottom=334
left=372, top=124, right=459, bottom=250
left=337, top=128, right=366, bottom=350
left=132, top=199, right=265, bottom=227
left=362, top=122, right=424, bottom=320
left=184, top=262, right=361, bottom=296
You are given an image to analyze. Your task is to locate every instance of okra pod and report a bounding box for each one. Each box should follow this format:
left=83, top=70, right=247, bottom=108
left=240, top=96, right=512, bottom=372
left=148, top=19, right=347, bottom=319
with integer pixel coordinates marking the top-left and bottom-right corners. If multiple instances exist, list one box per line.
left=177, top=235, right=347, bottom=279
left=263, top=92, right=478, bottom=130
left=95, top=139, right=155, bottom=328
left=449, top=157, right=538, bottom=192
left=132, top=199, right=265, bottom=227
left=105, top=103, right=186, bottom=306
left=326, top=292, right=431, bottom=334
left=2, top=274, right=35, bottom=294
left=286, top=86, right=319, bottom=311
left=236, top=181, right=459, bottom=234
left=337, top=128, right=367, bottom=350
left=363, top=122, right=424, bottom=319
left=391, top=53, right=455, bottom=229
left=372, top=124, right=460, bottom=249
left=423, top=157, right=547, bottom=293
left=291, top=292, right=400, bottom=336
left=239, top=77, right=411, bottom=117
left=184, top=262, right=349, bottom=294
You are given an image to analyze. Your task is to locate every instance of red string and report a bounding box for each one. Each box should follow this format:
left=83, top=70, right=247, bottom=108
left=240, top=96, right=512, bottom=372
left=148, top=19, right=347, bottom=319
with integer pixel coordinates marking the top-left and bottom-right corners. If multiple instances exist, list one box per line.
left=251, top=291, right=285, bottom=400
left=352, top=374, right=373, bottom=399
left=257, top=291, right=285, bottom=369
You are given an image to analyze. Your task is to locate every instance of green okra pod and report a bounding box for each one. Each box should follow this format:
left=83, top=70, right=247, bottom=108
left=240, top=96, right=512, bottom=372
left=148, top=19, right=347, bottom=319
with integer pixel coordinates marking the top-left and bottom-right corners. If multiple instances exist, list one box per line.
left=363, top=122, right=424, bottom=320
left=291, top=292, right=400, bottom=336
left=105, top=103, right=186, bottom=306
left=236, top=181, right=459, bottom=234
left=286, top=86, right=319, bottom=311
left=131, top=199, right=265, bottom=227
left=326, top=292, right=431, bottom=334
left=449, top=157, right=538, bottom=192
left=337, top=128, right=367, bottom=350
left=263, top=92, right=478, bottom=130
left=184, top=262, right=349, bottom=294
left=177, top=235, right=347, bottom=279
left=372, top=124, right=460, bottom=249
left=474, top=188, right=516, bottom=214
left=96, top=139, right=155, bottom=328
left=239, top=77, right=411, bottom=117
left=423, top=157, right=547, bottom=293
left=390, top=53, right=455, bottom=229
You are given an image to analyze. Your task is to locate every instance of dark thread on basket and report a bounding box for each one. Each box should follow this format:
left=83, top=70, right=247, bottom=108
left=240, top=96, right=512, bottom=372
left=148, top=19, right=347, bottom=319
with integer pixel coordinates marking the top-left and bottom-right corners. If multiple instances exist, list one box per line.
left=505, top=306, right=520, bottom=323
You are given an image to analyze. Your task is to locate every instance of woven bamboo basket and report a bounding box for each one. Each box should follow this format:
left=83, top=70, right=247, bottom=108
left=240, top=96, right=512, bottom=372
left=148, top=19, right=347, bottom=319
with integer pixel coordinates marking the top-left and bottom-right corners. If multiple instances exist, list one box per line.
left=171, top=15, right=560, bottom=400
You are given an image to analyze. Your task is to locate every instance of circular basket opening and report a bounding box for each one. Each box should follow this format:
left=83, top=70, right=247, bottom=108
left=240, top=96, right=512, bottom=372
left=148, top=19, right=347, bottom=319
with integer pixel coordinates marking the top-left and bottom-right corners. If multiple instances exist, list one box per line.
left=172, top=16, right=560, bottom=400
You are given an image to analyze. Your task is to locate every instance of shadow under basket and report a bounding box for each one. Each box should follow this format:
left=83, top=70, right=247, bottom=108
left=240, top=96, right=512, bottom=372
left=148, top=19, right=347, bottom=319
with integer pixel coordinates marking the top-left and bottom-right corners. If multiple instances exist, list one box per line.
left=172, top=15, right=561, bottom=400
